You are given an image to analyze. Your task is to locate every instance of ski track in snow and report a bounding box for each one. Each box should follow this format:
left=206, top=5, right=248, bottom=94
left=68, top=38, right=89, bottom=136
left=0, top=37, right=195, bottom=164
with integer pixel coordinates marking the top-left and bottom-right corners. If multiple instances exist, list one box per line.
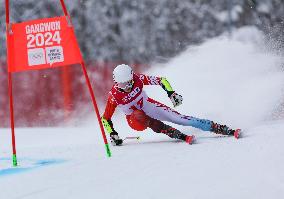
left=0, top=27, right=284, bottom=199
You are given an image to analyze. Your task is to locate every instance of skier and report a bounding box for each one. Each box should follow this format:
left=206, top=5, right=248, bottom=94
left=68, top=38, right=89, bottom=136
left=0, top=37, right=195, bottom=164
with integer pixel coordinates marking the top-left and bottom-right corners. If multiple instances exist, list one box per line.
left=101, top=64, right=241, bottom=146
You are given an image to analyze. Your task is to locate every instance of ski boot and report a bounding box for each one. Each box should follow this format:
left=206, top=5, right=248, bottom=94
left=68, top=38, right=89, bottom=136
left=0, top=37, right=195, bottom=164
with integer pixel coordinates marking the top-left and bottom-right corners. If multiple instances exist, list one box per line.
left=110, top=131, right=123, bottom=146
left=160, top=124, right=195, bottom=144
left=211, top=122, right=241, bottom=139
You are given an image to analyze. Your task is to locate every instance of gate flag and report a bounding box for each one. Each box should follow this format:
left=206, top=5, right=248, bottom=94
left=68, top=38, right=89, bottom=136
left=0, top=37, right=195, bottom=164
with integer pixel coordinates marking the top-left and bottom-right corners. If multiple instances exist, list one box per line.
left=5, top=0, right=112, bottom=166
left=8, top=16, right=83, bottom=72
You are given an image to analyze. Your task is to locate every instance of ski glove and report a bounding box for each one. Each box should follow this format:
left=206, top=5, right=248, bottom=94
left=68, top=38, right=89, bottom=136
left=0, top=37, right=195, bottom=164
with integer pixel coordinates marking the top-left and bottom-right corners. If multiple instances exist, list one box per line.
left=169, top=92, right=183, bottom=107
left=110, top=131, right=123, bottom=146
left=160, top=77, right=182, bottom=107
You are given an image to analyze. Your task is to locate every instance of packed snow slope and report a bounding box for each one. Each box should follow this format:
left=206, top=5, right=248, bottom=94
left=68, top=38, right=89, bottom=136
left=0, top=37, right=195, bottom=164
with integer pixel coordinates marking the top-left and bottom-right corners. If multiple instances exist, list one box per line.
left=0, top=27, right=284, bottom=199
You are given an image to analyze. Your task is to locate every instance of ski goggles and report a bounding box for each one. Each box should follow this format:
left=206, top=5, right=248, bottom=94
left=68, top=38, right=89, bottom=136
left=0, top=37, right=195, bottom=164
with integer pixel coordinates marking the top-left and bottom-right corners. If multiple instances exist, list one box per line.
left=117, top=80, right=134, bottom=90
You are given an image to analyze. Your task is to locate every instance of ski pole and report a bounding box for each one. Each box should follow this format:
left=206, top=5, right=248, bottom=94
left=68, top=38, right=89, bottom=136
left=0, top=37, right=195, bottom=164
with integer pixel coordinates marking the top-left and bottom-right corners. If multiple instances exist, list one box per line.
left=123, top=136, right=140, bottom=141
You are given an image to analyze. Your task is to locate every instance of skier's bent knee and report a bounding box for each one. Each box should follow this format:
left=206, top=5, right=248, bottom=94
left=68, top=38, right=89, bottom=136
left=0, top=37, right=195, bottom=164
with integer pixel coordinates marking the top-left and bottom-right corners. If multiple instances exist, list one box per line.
left=127, top=110, right=149, bottom=131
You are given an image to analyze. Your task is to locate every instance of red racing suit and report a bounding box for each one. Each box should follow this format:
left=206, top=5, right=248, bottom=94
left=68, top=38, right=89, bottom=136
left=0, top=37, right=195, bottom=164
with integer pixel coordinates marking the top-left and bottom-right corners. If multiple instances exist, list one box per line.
left=101, top=73, right=213, bottom=135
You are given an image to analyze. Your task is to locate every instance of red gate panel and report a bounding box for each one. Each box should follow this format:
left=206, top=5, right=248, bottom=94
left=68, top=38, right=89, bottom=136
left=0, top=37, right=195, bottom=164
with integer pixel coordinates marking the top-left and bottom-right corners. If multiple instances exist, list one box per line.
left=8, top=16, right=83, bottom=72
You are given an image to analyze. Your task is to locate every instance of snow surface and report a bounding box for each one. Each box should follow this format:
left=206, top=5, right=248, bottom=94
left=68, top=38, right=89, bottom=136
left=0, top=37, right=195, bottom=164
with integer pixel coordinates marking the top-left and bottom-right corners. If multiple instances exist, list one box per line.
left=0, top=27, right=284, bottom=199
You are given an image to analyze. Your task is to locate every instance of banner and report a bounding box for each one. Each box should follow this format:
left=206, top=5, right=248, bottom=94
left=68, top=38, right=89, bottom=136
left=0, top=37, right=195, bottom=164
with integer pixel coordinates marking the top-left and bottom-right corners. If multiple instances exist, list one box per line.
left=7, top=16, right=83, bottom=72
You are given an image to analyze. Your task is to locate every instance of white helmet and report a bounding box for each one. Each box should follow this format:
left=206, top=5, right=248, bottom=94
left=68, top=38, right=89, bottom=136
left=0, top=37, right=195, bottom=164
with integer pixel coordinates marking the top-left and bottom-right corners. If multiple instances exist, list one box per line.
left=113, top=64, right=133, bottom=83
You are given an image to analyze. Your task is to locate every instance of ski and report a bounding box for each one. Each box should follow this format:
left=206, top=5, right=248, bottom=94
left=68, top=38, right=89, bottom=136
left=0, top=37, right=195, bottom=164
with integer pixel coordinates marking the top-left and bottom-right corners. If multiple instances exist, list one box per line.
left=185, top=135, right=195, bottom=144
left=234, top=129, right=242, bottom=139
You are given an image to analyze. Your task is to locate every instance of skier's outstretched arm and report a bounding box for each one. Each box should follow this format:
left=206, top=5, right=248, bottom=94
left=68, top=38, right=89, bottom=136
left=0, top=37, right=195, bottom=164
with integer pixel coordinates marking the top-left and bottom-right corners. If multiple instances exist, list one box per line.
left=101, top=95, right=123, bottom=146
left=138, top=74, right=183, bottom=107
